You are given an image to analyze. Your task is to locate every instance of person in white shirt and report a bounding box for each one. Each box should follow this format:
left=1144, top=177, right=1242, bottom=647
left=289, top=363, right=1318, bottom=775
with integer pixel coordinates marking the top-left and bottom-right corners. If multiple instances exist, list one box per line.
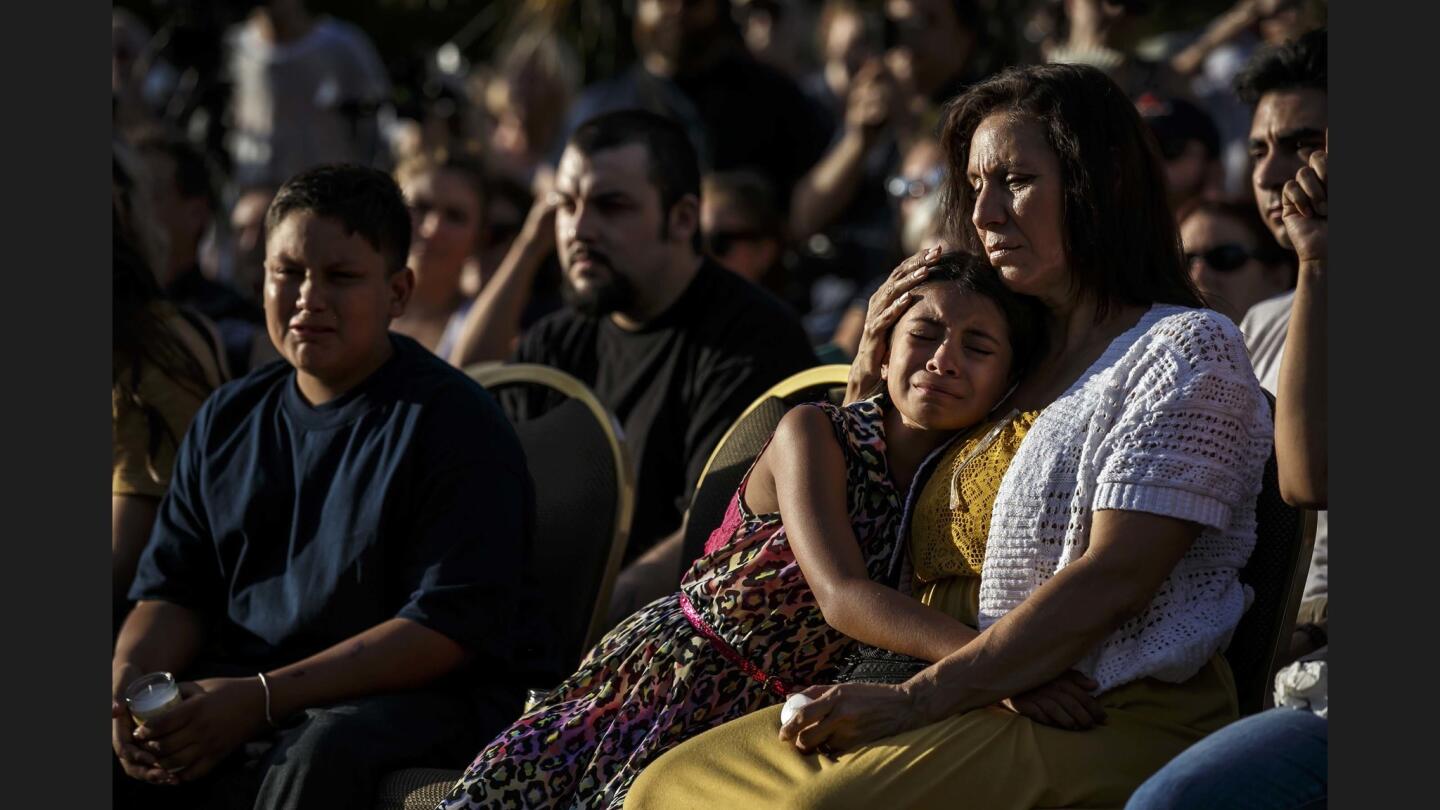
left=1235, top=27, right=1327, bottom=654
left=225, top=0, right=391, bottom=188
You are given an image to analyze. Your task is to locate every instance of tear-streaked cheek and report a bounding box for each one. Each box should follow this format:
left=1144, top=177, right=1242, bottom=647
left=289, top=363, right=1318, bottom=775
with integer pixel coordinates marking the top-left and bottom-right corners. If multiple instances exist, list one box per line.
left=265, top=276, right=299, bottom=305
left=1012, top=185, right=1036, bottom=214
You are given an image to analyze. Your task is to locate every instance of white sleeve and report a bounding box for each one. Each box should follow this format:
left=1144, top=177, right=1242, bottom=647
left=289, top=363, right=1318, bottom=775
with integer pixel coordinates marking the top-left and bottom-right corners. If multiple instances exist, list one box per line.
left=1092, top=313, right=1273, bottom=531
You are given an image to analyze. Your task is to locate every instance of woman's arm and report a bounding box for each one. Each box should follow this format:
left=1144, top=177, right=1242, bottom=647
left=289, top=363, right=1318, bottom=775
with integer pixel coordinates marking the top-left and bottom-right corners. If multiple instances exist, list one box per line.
left=781, top=509, right=1200, bottom=752
left=904, top=509, right=1200, bottom=720
left=762, top=406, right=978, bottom=662
left=760, top=406, right=1109, bottom=729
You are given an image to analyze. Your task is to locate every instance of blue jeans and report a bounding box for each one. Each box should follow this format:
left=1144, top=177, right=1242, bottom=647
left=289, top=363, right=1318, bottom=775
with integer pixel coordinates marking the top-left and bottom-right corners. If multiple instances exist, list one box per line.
left=1126, top=709, right=1328, bottom=809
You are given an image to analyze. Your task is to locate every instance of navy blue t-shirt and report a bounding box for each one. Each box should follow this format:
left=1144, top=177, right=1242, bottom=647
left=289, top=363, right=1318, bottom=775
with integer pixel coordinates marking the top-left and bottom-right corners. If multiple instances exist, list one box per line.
left=129, top=334, right=534, bottom=674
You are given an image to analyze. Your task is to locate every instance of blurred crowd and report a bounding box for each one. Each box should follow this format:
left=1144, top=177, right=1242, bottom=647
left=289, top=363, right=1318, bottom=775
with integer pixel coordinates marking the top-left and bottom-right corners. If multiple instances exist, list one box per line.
left=113, top=0, right=1327, bottom=372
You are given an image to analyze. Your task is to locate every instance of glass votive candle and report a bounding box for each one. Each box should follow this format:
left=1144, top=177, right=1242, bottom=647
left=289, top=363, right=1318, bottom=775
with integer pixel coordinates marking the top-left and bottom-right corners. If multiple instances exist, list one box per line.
left=523, top=688, right=553, bottom=713
left=124, top=671, right=182, bottom=725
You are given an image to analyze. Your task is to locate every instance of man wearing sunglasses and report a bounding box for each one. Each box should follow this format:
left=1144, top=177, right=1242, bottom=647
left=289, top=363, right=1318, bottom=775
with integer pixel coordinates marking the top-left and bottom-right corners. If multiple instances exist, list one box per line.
left=1179, top=200, right=1292, bottom=324
left=700, top=170, right=806, bottom=312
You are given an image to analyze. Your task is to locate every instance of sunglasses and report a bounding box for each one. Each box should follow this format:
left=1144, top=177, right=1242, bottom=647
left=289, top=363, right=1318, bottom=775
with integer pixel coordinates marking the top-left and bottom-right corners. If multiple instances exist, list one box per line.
left=886, top=167, right=944, bottom=200
left=706, top=229, right=768, bottom=258
left=1184, top=244, right=1253, bottom=273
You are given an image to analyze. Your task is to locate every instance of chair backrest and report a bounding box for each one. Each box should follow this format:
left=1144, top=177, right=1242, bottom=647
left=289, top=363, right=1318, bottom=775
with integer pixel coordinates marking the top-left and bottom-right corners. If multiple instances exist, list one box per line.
left=1224, top=391, right=1316, bottom=716
left=680, top=364, right=852, bottom=569
left=466, top=363, right=636, bottom=678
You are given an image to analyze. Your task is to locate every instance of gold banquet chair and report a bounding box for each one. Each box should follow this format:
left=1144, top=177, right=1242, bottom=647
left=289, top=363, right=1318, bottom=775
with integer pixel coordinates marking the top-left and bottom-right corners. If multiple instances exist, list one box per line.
left=678, top=364, right=852, bottom=571
left=373, top=363, right=635, bottom=810
left=468, top=362, right=637, bottom=666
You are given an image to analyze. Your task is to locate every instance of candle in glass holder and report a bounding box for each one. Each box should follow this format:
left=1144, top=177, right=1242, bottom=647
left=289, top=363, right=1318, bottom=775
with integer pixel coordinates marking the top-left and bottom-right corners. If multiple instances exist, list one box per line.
left=780, top=692, right=814, bottom=727
left=523, top=688, right=553, bottom=713
left=124, top=672, right=181, bottom=725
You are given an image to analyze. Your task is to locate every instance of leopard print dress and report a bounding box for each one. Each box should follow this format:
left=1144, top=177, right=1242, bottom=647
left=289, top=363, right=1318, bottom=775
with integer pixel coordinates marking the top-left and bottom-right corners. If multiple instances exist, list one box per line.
left=436, top=398, right=904, bottom=810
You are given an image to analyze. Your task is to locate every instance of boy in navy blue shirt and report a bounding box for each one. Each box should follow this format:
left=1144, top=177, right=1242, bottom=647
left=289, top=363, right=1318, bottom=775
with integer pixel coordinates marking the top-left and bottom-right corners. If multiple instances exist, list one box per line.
left=112, top=165, right=535, bottom=809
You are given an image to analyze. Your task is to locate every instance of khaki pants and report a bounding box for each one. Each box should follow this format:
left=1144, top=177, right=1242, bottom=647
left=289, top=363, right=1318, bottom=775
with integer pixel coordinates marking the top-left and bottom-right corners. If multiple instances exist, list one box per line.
left=627, top=656, right=1238, bottom=810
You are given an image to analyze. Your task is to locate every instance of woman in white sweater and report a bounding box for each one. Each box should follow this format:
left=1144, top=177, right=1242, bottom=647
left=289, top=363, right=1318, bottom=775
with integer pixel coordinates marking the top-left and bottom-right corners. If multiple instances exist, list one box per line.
left=627, top=63, right=1273, bottom=810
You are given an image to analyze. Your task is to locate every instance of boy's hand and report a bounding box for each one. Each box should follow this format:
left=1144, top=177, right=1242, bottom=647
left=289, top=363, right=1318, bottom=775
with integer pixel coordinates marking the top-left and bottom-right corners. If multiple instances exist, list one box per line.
left=112, top=698, right=176, bottom=785
left=131, top=677, right=270, bottom=782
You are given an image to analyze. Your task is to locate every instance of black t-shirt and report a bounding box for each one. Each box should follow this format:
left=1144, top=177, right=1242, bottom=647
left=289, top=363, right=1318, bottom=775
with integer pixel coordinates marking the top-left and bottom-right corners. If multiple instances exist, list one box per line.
left=130, top=334, right=535, bottom=674
left=512, top=260, right=817, bottom=564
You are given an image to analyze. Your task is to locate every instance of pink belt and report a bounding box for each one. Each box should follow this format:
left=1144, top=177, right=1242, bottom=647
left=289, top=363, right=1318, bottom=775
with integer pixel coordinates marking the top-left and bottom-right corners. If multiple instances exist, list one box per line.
left=678, top=591, right=790, bottom=698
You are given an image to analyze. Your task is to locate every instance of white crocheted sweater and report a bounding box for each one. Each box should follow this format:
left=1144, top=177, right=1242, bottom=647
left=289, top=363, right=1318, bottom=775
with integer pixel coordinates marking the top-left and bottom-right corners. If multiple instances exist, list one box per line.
left=978, top=305, right=1273, bottom=691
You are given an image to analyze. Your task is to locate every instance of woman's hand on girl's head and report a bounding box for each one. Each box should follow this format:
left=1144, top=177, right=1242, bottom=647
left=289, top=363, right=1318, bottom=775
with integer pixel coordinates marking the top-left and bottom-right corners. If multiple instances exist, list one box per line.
left=777, top=682, right=928, bottom=755
left=845, top=245, right=946, bottom=404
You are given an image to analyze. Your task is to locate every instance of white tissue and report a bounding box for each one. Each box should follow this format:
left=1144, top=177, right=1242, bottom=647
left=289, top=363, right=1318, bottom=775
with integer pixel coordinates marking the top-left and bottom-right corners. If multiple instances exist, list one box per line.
left=780, top=693, right=814, bottom=727
left=1273, top=660, right=1328, bottom=718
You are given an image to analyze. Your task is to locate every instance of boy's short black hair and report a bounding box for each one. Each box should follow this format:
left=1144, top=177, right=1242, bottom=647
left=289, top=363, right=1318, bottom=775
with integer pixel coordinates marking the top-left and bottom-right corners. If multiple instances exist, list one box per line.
left=266, top=164, right=412, bottom=274
left=1233, top=28, right=1327, bottom=107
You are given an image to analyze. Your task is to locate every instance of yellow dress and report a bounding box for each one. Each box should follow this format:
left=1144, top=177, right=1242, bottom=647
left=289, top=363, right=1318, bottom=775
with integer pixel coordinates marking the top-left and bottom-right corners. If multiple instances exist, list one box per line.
left=626, top=411, right=1239, bottom=810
